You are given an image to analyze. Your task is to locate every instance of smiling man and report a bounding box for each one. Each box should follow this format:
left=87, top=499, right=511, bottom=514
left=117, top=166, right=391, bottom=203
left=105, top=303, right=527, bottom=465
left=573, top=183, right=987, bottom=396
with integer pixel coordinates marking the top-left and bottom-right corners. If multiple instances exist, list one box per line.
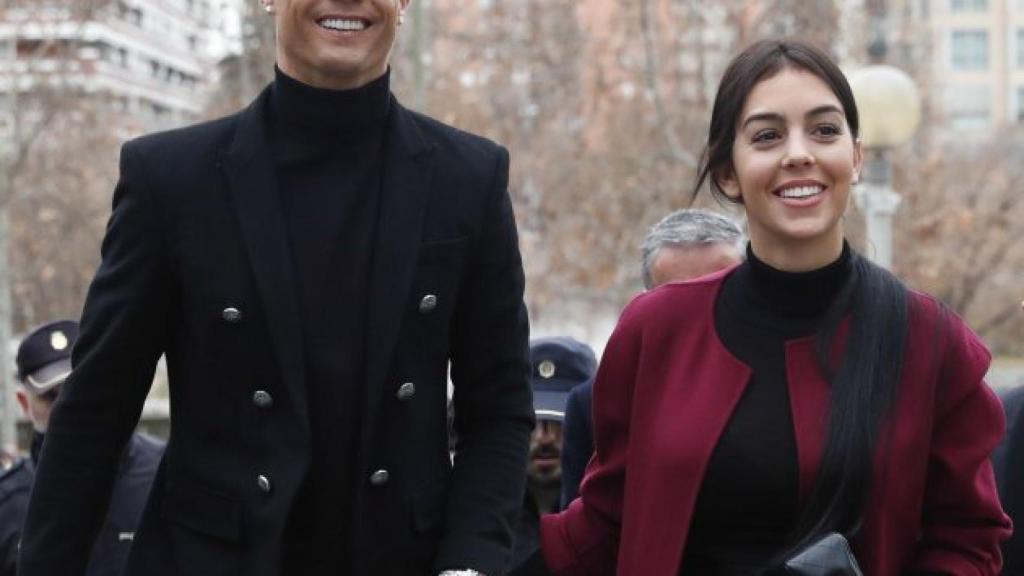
left=16, top=1, right=533, bottom=576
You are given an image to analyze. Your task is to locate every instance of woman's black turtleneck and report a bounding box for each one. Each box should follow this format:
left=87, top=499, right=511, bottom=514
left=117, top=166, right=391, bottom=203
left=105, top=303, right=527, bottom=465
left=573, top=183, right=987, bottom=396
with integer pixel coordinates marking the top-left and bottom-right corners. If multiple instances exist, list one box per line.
left=269, top=67, right=391, bottom=575
left=680, top=243, right=852, bottom=575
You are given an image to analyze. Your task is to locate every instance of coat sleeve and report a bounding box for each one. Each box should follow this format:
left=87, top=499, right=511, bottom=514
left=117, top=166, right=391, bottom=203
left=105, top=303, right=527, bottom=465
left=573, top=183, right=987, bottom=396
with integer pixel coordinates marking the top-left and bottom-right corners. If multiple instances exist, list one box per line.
left=436, top=146, right=535, bottom=576
left=560, top=383, right=593, bottom=509
left=539, top=300, right=645, bottom=576
left=910, top=313, right=1012, bottom=575
left=18, top=142, right=170, bottom=576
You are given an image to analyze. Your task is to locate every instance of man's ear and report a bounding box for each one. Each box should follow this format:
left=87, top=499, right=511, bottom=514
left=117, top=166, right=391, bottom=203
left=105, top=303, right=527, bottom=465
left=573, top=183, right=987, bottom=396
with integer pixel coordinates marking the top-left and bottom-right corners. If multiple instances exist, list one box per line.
left=15, top=388, right=29, bottom=417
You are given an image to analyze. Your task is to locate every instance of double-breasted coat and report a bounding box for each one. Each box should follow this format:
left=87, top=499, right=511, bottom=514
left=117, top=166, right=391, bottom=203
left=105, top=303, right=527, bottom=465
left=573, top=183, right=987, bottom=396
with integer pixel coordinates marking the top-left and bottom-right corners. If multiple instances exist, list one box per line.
left=17, top=87, right=534, bottom=576
left=540, top=269, right=1011, bottom=575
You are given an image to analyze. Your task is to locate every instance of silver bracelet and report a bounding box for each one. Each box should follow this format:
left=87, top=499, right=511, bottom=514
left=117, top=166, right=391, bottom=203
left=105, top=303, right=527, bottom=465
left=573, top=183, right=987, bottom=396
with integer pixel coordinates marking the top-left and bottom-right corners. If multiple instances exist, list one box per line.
left=438, top=570, right=485, bottom=576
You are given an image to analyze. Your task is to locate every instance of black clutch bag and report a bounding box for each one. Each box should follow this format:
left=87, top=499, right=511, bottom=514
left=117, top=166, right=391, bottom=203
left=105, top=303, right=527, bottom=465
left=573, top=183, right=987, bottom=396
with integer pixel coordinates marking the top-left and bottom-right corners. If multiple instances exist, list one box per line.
left=782, top=532, right=863, bottom=576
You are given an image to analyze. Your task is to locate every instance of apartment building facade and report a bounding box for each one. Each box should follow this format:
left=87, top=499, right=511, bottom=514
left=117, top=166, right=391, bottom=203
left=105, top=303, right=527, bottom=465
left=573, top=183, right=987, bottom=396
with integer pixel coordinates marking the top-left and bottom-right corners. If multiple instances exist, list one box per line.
left=0, top=0, right=238, bottom=132
left=924, top=0, right=1024, bottom=131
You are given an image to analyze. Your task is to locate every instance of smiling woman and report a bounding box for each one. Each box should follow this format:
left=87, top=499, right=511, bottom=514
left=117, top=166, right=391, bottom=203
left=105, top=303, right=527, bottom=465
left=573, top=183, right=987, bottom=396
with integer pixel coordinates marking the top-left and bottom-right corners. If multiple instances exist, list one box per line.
left=261, top=0, right=410, bottom=90
left=721, top=71, right=861, bottom=272
left=517, top=39, right=1012, bottom=576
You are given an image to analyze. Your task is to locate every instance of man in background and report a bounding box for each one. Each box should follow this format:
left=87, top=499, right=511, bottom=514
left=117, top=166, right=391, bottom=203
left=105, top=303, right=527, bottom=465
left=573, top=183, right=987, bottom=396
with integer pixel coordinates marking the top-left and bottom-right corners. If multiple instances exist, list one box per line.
left=560, top=209, right=745, bottom=507
left=509, top=337, right=597, bottom=569
left=0, top=320, right=162, bottom=576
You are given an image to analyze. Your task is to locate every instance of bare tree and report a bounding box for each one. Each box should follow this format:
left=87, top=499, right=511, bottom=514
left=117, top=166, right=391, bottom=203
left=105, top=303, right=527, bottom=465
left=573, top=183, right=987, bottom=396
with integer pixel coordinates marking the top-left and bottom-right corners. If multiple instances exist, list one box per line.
left=893, top=132, right=1024, bottom=353
left=210, top=0, right=1024, bottom=357
left=0, top=0, right=118, bottom=446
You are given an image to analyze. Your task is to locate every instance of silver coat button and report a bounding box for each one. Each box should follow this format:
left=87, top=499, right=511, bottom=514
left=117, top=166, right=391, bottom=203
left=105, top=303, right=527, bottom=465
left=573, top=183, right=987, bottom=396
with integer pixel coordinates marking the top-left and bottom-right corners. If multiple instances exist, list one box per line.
left=369, top=469, right=390, bottom=486
left=257, top=474, right=272, bottom=493
left=396, top=382, right=416, bottom=401
left=222, top=307, right=242, bottom=323
left=253, top=390, right=273, bottom=409
left=418, top=294, right=437, bottom=314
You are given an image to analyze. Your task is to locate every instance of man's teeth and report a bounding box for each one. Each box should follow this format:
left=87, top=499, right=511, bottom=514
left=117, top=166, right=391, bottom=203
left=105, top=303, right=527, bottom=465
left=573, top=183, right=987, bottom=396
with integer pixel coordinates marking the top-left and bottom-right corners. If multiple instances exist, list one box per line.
left=779, top=185, right=823, bottom=199
left=319, top=19, right=367, bottom=31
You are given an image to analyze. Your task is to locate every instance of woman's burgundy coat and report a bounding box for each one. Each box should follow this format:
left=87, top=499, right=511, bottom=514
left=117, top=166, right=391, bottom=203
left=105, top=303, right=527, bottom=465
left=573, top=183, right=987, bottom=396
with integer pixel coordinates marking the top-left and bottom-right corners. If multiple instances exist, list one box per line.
left=541, top=269, right=1011, bottom=575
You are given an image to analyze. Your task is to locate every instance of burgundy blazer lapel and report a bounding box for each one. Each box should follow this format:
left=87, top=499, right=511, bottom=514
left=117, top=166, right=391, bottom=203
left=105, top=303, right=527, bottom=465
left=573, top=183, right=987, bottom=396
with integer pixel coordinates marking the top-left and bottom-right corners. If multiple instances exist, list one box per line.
left=618, top=276, right=751, bottom=572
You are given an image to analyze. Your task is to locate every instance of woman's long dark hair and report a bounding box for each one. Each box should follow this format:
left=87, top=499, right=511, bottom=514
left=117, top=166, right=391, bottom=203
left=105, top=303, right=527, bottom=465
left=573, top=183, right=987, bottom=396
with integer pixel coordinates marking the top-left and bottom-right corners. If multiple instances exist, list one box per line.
left=693, top=39, right=909, bottom=554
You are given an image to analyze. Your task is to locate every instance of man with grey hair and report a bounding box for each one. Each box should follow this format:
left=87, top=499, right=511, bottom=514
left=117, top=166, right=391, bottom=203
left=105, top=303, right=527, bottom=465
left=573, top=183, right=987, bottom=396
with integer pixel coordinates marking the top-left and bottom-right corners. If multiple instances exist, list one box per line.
left=560, top=208, right=744, bottom=507
left=640, top=208, right=745, bottom=290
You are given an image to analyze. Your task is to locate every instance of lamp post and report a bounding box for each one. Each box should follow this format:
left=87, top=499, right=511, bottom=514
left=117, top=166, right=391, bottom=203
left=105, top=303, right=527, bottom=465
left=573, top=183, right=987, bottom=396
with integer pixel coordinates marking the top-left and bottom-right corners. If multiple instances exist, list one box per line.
left=847, top=64, right=921, bottom=270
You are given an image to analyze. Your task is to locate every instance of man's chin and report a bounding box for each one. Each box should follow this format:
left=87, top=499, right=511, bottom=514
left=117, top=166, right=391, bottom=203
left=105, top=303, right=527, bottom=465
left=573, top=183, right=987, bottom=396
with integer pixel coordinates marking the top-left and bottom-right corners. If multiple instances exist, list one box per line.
left=527, top=471, right=562, bottom=488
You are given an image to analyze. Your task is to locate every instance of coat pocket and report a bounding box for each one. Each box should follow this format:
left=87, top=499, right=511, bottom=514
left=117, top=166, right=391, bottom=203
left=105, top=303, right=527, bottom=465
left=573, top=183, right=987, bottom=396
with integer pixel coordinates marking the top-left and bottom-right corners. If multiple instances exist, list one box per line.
left=162, top=477, right=243, bottom=542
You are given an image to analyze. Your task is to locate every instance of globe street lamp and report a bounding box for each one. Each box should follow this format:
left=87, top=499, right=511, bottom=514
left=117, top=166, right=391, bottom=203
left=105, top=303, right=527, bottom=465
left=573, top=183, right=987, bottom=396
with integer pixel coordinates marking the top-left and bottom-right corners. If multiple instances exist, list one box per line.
left=847, top=64, right=922, bottom=270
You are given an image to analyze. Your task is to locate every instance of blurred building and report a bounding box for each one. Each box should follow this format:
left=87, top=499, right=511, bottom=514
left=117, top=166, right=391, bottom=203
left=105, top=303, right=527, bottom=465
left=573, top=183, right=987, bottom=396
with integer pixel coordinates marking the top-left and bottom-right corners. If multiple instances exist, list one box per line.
left=0, top=0, right=240, bottom=133
left=922, top=0, right=1024, bottom=132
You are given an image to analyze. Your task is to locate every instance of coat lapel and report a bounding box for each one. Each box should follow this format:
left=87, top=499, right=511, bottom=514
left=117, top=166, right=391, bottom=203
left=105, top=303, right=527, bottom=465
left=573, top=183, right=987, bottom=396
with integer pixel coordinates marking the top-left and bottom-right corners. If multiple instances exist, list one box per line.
left=220, top=88, right=309, bottom=435
left=358, top=100, right=436, bottom=455
left=657, top=314, right=751, bottom=570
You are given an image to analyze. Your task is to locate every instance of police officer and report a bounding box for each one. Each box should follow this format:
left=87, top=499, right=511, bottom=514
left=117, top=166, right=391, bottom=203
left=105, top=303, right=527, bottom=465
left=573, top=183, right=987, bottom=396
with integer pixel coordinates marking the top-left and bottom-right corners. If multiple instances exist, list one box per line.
left=0, top=320, right=163, bottom=576
left=508, top=337, right=597, bottom=570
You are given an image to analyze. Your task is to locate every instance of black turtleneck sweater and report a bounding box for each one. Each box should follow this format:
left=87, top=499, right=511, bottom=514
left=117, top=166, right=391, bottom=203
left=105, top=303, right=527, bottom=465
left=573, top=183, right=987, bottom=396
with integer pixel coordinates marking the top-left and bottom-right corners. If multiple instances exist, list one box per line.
left=680, top=243, right=852, bottom=575
left=269, top=68, right=391, bottom=574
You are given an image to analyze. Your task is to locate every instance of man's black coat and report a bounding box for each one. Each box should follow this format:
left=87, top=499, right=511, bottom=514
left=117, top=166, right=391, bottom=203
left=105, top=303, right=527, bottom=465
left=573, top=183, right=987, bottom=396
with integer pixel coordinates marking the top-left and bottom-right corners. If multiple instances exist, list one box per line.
left=559, top=380, right=593, bottom=509
left=18, top=88, right=534, bottom=576
left=997, top=386, right=1024, bottom=575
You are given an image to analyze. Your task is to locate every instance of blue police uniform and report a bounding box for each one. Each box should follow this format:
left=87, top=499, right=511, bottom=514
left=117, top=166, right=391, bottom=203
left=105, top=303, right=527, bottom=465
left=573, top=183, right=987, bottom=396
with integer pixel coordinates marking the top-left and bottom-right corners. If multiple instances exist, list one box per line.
left=0, top=433, right=163, bottom=576
left=0, top=458, right=32, bottom=576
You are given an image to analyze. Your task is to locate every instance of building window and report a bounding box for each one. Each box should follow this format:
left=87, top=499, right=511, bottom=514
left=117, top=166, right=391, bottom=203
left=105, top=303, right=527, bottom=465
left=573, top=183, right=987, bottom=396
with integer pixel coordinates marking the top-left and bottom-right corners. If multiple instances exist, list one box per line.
left=947, top=84, right=991, bottom=130
left=1018, top=87, right=1024, bottom=122
left=1019, top=29, right=1024, bottom=68
left=951, top=30, right=989, bottom=70
left=951, top=0, right=988, bottom=11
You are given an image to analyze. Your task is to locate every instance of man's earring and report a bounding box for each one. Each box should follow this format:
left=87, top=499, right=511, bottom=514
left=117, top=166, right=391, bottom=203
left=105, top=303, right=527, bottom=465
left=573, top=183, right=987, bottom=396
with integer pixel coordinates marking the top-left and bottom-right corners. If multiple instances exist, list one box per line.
left=851, top=172, right=860, bottom=185
left=399, top=11, right=405, bottom=25
left=263, top=2, right=274, bottom=13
